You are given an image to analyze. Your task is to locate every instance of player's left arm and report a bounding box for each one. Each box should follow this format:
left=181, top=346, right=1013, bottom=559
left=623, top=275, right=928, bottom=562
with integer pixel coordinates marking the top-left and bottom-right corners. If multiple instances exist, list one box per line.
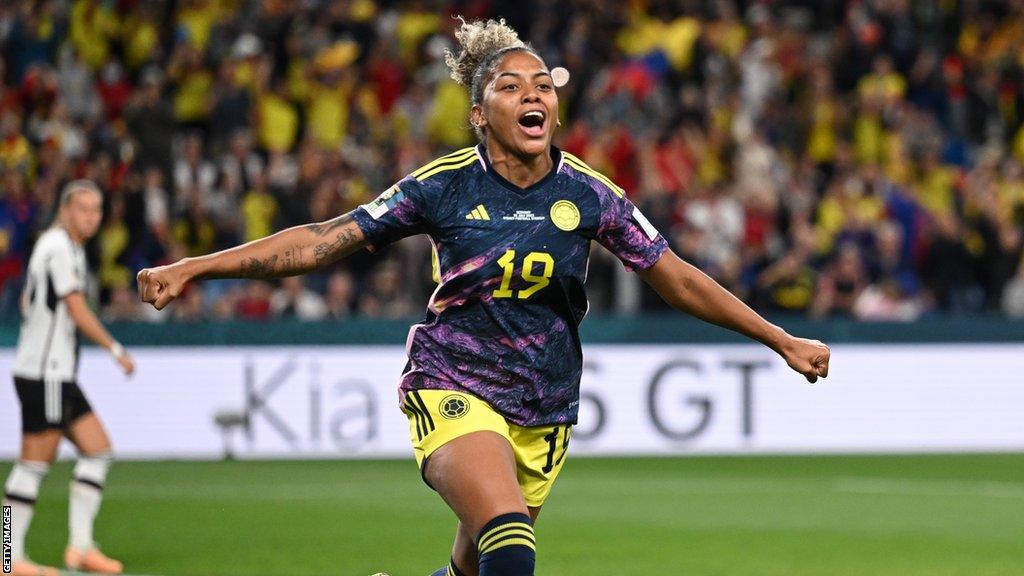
left=638, top=250, right=830, bottom=383
left=65, top=291, right=135, bottom=376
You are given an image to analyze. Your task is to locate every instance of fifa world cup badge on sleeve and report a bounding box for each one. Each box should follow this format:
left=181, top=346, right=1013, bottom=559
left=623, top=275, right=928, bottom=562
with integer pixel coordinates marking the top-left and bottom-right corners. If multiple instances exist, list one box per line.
left=364, top=185, right=403, bottom=219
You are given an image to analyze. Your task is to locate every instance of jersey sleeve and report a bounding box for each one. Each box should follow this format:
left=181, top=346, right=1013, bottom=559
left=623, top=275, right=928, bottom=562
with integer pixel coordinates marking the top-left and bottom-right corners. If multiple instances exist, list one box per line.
left=351, top=176, right=434, bottom=251
left=593, top=183, right=669, bottom=272
left=46, top=237, right=83, bottom=297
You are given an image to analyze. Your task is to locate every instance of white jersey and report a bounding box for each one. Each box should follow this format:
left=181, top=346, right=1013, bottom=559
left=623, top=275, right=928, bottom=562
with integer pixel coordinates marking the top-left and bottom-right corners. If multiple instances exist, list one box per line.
left=13, top=227, right=87, bottom=381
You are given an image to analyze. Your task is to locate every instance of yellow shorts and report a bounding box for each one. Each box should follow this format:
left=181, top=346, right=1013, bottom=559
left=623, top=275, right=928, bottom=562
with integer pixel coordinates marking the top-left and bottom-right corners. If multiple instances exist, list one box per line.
left=402, top=389, right=572, bottom=507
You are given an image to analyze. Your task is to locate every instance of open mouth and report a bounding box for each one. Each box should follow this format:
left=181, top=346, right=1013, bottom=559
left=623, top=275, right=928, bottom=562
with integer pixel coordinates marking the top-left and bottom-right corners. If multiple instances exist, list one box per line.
left=518, top=110, right=546, bottom=138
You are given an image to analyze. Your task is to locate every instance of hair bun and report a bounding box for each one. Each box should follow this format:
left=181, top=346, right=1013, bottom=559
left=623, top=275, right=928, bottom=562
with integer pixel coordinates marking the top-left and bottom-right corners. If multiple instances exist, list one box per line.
left=445, top=17, right=525, bottom=87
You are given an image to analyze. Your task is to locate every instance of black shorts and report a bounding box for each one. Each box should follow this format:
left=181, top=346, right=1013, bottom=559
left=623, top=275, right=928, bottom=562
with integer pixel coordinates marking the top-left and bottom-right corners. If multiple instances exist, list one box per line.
left=13, top=377, right=94, bottom=433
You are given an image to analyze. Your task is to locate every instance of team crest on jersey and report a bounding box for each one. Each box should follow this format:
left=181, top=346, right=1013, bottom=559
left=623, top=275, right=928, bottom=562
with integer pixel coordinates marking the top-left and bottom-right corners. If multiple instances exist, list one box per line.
left=550, top=200, right=580, bottom=231
left=439, top=394, right=470, bottom=420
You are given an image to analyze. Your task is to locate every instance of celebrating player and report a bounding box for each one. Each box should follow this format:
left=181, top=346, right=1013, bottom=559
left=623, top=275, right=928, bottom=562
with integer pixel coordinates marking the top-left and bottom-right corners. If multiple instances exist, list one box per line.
left=3, top=180, right=135, bottom=576
left=137, top=18, right=829, bottom=576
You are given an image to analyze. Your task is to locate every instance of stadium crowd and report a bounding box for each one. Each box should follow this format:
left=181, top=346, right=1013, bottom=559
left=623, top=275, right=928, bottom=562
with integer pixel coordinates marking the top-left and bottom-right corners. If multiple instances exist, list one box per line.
left=2, top=0, right=1024, bottom=322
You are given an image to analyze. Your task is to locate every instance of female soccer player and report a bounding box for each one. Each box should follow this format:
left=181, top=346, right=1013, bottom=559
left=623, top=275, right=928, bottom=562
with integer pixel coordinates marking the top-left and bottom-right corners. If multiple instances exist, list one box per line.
left=5, top=180, right=135, bottom=576
left=137, top=18, right=829, bottom=576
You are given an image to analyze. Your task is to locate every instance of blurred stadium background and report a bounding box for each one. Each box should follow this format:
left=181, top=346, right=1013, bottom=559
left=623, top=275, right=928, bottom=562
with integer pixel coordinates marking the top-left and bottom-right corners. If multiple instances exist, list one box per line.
left=0, top=0, right=1022, bottom=574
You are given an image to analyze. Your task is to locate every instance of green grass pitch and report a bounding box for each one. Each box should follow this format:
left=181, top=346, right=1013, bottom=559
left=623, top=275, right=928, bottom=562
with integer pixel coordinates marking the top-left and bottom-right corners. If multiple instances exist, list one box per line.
left=4, top=454, right=1023, bottom=575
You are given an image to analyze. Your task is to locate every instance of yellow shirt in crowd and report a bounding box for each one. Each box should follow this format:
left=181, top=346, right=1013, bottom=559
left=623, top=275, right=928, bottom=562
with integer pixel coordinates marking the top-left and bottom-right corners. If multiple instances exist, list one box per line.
left=241, top=189, right=278, bottom=243
left=807, top=100, right=837, bottom=163
left=427, top=81, right=473, bottom=149
left=174, top=69, right=214, bottom=122
left=257, top=92, right=299, bottom=153
left=71, top=0, right=119, bottom=70
left=307, top=81, right=352, bottom=149
left=99, top=221, right=131, bottom=290
left=916, top=165, right=957, bottom=217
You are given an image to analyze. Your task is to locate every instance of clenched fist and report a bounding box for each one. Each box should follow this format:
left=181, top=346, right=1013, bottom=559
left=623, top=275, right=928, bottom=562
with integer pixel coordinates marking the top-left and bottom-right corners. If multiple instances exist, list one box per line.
left=780, top=336, right=831, bottom=383
left=137, top=262, right=190, bottom=310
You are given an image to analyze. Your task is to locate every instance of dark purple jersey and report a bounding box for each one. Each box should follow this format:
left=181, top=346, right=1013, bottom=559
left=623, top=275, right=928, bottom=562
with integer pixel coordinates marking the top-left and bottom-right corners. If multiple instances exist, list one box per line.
left=352, top=145, right=668, bottom=426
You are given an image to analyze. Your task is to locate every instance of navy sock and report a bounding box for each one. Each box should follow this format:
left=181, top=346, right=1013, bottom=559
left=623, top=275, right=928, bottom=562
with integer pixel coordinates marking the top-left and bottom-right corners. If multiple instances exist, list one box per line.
left=476, top=512, right=535, bottom=576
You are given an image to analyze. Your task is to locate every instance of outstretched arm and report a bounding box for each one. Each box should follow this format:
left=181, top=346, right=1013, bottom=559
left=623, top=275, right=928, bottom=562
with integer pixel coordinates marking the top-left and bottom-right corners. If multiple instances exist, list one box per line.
left=639, top=250, right=830, bottom=382
left=138, top=212, right=366, bottom=310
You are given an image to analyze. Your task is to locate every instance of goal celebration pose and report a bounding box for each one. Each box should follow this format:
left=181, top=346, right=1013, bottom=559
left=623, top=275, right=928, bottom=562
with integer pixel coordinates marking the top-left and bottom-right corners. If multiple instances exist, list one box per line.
left=137, top=18, right=829, bottom=576
left=4, top=180, right=135, bottom=576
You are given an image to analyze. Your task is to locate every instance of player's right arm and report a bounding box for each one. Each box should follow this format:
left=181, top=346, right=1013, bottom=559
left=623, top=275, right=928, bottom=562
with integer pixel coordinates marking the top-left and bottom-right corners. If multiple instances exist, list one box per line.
left=137, top=212, right=366, bottom=310
left=65, top=292, right=136, bottom=375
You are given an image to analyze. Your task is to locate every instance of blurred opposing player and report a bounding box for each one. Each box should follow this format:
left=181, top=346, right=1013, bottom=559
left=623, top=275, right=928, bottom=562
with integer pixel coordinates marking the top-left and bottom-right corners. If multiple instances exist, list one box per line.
left=3, top=180, right=135, bottom=576
left=137, top=18, right=829, bottom=576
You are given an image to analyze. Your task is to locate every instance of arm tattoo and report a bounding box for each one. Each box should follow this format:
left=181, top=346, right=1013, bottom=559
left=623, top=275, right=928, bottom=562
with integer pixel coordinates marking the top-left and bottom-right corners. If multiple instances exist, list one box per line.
left=314, top=226, right=360, bottom=265
left=240, top=245, right=307, bottom=278
left=238, top=214, right=361, bottom=278
left=281, top=245, right=305, bottom=274
left=305, top=214, right=353, bottom=237
left=240, top=255, right=279, bottom=277
left=308, top=214, right=362, bottom=265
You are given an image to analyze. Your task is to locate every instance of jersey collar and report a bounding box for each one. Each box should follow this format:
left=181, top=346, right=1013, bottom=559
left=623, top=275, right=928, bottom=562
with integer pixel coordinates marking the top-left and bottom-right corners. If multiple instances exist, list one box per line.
left=476, top=143, right=563, bottom=194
